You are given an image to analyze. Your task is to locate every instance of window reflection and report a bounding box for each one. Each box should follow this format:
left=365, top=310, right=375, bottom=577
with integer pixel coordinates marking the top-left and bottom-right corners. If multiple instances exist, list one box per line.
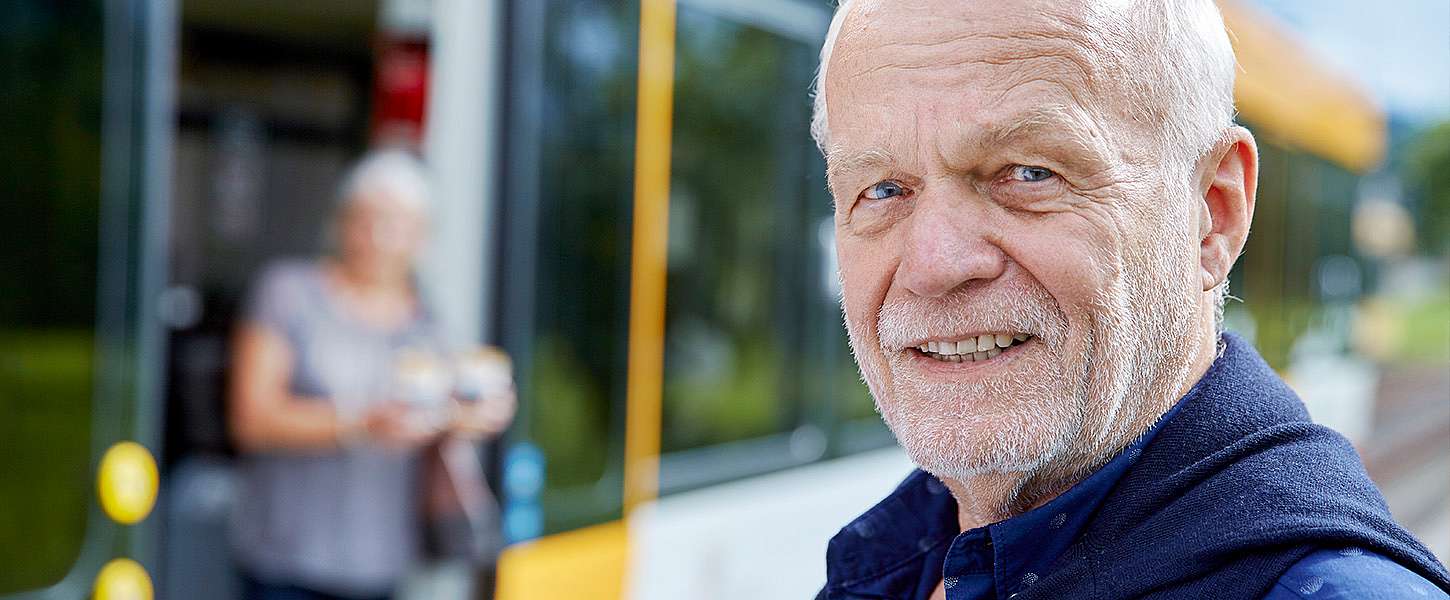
left=0, top=2, right=102, bottom=593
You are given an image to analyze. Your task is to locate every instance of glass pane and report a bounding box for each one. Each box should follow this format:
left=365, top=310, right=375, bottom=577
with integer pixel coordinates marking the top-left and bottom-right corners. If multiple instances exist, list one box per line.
left=660, top=8, right=877, bottom=473
left=0, top=2, right=103, bottom=593
left=662, top=14, right=801, bottom=452
left=518, top=0, right=638, bottom=534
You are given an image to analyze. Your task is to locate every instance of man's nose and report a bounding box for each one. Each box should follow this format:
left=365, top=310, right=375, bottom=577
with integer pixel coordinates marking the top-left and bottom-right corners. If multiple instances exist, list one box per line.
left=897, top=194, right=1007, bottom=298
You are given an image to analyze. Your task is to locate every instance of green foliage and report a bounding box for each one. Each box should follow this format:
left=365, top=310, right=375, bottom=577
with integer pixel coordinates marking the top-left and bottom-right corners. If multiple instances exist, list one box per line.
left=530, top=336, right=610, bottom=491
left=1389, top=292, right=1450, bottom=363
left=1403, top=121, right=1450, bottom=255
left=660, top=16, right=803, bottom=453
left=664, top=338, right=784, bottom=448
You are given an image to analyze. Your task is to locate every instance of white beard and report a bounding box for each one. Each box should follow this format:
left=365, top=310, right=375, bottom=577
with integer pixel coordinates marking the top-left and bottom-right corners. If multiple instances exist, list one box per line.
left=841, top=245, right=1201, bottom=484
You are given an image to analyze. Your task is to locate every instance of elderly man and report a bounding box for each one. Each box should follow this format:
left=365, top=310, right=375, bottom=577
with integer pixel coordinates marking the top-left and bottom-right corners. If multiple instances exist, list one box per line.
left=813, top=1, right=1449, bottom=599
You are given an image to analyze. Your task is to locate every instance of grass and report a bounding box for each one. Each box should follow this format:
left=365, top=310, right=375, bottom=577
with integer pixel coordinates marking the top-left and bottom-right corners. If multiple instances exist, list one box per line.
left=1388, top=292, right=1450, bottom=363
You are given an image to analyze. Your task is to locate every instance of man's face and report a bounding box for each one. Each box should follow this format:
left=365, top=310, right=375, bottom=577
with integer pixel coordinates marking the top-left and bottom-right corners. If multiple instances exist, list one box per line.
left=826, top=0, right=1207, bottom=481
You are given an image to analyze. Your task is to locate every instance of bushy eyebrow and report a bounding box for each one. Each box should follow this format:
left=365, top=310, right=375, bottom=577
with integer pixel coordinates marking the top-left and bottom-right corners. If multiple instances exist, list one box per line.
left=979, top=104, right=1112, bottom=174
left=825, top=103, right=1102, bottom=186
left=826, top=146, right=899, bottom=189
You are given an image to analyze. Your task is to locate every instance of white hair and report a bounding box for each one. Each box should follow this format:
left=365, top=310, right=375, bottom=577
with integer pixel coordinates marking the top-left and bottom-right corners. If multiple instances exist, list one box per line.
left=810, top=0, right=1238, bottom=166
left=337, top=149, right=432, bottom=214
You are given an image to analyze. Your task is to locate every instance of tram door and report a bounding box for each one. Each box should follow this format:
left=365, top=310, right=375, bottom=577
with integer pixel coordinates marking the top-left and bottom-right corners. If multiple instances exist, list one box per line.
left=0, top=1, right=172, bottom=598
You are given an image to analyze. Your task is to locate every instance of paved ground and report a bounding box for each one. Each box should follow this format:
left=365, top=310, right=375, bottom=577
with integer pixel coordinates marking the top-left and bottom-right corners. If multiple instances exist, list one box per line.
left=1362, top=363, right=1450, bottom=560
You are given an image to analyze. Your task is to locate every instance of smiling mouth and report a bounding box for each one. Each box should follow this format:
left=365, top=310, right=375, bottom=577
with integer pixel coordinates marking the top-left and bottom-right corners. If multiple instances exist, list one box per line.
left=910, top=333, right=1033, bottom=363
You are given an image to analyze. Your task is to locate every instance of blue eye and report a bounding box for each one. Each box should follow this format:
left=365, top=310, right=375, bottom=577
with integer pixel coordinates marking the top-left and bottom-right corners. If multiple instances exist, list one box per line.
left=1010, top=165, right=1056, bottom=182
left=863, top=180, right=907, bottom=201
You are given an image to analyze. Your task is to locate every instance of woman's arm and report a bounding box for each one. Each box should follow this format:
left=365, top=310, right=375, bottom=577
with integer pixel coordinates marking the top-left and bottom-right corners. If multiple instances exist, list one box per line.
left=228, top=321, right=441, bottom=452
left=227, top=322, right=350, bottom=452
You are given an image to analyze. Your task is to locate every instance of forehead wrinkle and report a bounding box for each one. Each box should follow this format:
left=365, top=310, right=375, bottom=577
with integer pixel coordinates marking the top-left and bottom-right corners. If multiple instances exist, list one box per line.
left=829, top=23, right=1120, bottom=167
left=839, top=35, right=1100, bottom=92
left=819, top=0, right=1170, bottom=156
left=930, top=102, right=1109, bottom=176
left=833, top=0, right=1110, bottom=86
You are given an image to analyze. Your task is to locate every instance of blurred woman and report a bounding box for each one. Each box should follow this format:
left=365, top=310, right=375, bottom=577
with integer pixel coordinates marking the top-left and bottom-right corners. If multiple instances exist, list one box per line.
left=227, top=150, right=513, bottom=600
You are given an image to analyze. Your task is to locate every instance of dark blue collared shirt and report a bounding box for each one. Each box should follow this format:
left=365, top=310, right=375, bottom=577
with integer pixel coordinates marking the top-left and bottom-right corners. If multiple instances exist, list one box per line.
left=824, top=400, right=1182, bottom=600
left=821, top=395, right=1443, bottom=600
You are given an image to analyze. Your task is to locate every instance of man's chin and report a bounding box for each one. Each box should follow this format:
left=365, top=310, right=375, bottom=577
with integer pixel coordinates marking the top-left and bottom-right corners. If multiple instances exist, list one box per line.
left=887, top=417, right=1073, bottom=482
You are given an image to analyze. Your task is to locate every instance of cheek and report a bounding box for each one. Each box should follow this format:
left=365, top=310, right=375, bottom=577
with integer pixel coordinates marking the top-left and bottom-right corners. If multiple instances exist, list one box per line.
left=341, top=226, right=371, bottom=254
left=392, top=227, right=424, bottom=255
left=836, top=233, right=897, bottom=335
left=1004, top=213, right=1121, bottom=325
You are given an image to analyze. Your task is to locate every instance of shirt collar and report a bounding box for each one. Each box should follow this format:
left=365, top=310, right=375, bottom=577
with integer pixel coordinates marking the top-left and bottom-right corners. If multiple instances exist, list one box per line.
left=825, top=398, right=1186, bottom=599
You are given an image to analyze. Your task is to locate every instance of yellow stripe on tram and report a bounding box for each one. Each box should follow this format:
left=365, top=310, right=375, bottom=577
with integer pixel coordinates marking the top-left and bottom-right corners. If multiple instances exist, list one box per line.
left=495, top=521, right=630, bottom=600
left=624, top=0, right=678, bottom=516
left=495, top=2, right=677, bottom=599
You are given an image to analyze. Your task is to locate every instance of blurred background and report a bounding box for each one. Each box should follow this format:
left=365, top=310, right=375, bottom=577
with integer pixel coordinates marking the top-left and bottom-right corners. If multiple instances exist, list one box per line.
left=0, top=0, right=1446, bottom=599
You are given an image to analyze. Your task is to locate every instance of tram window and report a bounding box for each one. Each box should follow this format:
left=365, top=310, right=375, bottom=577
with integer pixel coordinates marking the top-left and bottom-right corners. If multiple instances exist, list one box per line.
left=658, top=6, right=881, bottom=490
left=662, top=13, right=803, bottom=453
left=0, top=2, right=103, bottom=593
left=514, top=0, right=639, bottom=534
left=511, top=1, right=890, bottom=526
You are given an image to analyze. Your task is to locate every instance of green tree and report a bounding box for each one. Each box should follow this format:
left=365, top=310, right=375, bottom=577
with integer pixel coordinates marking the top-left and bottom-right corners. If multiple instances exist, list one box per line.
left=1403, top=121, right=1450, bottom=255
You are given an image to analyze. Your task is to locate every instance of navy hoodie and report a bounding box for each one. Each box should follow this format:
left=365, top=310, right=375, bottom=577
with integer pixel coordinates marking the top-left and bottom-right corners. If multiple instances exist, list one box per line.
left=822, top=333, right=1449, bottom=599
left=1018, top=333, right=1449, bottom=598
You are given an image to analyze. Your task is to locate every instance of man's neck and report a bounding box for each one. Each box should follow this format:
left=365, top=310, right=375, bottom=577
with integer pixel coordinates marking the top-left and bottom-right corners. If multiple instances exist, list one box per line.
left=942, top=324, right=1221, bottom=532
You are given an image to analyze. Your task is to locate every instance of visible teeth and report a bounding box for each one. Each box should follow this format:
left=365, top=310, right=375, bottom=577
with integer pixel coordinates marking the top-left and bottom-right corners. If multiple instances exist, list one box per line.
left=976, top=335, right=993, bottom=352
left=919, top=333, right=1036, bottom=362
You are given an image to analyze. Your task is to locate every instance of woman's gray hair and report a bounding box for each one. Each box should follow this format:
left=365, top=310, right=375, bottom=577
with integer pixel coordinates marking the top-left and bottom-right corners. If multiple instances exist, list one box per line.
left=336, top=149, right=432, bottom=214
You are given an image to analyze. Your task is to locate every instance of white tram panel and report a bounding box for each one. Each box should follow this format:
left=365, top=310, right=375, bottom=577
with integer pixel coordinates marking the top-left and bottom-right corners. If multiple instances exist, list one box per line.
left=628, top=448, right=914, bottom=600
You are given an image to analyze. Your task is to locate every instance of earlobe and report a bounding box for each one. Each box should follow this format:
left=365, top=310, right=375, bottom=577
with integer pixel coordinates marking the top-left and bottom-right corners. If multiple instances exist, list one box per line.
left=1198, top=128, right=1258, bottom=292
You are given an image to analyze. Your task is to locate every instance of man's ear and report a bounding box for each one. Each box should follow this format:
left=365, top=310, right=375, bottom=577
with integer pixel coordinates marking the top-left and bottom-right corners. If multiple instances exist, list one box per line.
left=1196, top=127, right=1258, bottom=292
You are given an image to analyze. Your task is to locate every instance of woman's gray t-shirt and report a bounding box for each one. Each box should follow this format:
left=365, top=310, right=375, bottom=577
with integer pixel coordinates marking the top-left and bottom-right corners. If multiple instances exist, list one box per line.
left=230, top=260, right=443, bottom=596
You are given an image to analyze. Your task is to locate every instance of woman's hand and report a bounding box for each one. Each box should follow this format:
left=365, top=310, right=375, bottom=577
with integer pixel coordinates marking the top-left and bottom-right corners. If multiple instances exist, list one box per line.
left=359, top=401, right=442, bottom=450
left=446, top=388, right=516, bottom=441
